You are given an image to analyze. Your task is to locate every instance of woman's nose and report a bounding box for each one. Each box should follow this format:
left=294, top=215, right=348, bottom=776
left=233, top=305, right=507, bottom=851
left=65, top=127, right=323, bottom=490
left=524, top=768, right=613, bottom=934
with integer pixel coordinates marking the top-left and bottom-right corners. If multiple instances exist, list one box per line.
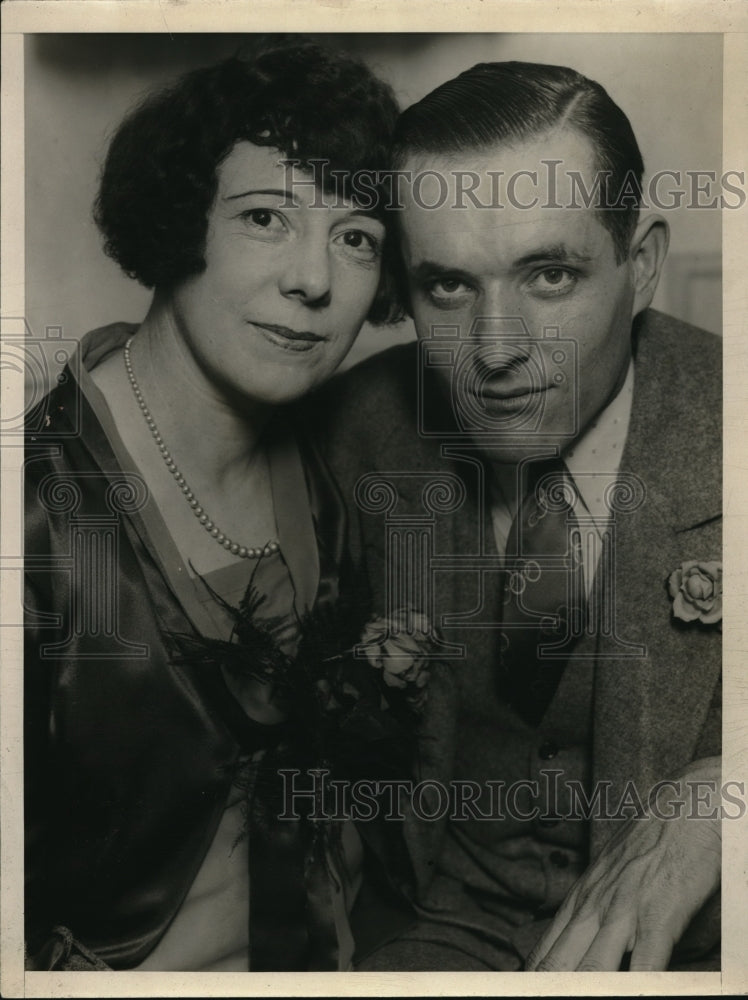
left=278, top=237, right=332, bottom=307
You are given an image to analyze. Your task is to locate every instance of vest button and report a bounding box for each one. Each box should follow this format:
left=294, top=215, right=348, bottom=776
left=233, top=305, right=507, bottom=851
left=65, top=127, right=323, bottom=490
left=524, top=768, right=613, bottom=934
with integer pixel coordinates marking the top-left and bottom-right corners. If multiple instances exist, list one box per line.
left=538, top=739, right=559, bottom=760
left=550, top=850, right=569, bottom=869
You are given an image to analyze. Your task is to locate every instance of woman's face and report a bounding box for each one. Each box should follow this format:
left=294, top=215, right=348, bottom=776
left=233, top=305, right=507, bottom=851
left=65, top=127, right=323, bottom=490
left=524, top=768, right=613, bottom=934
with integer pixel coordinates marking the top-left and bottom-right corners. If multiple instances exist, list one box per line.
left=169, top=141, right=385, bottom=406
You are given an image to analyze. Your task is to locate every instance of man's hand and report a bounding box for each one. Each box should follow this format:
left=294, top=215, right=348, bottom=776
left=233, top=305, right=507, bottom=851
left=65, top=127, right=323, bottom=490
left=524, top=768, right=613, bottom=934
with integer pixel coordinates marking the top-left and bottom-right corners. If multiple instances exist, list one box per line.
left=526, top=757, right=722, bottom=972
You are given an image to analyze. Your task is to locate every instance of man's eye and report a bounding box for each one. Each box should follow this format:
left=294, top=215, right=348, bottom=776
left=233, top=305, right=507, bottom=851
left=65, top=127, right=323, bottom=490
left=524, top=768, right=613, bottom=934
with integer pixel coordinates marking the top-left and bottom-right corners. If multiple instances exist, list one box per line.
left=530, top=268, right=577, bottom=295
left=429, top=277, right=471, bottom=299
left=334, top=229, right=381, bottom=262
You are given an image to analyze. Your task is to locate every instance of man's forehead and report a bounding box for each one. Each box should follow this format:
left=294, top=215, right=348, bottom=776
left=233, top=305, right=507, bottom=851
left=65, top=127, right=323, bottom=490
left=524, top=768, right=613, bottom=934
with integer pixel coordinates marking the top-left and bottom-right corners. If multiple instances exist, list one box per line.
left=399, top=191, right=611, bottom=268
left=397, top=129, right=613, bottom=265
left=401, top=126, right=599, bottom=189
left=402, top=216, right=609, bottom=275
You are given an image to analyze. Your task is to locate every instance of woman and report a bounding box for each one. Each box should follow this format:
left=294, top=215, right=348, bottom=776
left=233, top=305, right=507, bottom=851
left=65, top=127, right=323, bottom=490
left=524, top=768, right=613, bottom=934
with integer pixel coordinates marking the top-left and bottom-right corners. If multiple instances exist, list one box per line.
left=24, top=43, right=417, bottom=973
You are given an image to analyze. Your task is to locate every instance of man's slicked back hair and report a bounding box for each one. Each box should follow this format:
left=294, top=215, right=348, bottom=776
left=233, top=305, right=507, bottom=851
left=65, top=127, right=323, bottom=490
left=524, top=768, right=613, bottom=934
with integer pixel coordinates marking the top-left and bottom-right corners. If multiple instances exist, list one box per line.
left=392, top=61, right=645, bottom=262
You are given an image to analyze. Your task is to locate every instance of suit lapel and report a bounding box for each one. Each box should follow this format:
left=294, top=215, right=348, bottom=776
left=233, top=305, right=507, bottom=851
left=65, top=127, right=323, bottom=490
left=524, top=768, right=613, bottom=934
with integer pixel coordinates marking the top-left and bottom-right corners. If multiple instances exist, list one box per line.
left=590, top=314, right=722, bottom=855
left=376, top=439, right=503, bottom=894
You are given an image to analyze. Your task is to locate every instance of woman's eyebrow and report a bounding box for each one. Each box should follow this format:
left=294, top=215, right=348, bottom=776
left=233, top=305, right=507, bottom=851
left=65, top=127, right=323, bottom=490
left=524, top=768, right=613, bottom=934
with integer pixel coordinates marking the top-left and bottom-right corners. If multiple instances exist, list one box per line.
left=223, top=188, right=294, bottom=202
left=340, top=208, right=385, bottom=223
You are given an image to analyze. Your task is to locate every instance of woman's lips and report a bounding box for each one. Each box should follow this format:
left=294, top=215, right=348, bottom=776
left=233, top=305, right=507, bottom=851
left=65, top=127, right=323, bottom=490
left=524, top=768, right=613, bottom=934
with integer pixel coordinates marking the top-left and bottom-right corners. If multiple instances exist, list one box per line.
left=250, top=321, right=328, bottom=352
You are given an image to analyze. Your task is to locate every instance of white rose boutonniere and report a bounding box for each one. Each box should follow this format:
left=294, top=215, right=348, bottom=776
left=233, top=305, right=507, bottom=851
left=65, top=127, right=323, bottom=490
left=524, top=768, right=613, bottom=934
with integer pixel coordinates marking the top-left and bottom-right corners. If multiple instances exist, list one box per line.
left=359, top=608, right=435, bottom=711
left=668, top=560, right=722, bottom=626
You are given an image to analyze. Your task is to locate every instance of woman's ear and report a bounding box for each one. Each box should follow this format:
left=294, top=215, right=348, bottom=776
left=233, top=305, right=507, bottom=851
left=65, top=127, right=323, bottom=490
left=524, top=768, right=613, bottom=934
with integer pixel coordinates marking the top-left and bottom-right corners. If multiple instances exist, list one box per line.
left=630, top=213, right=670, bottom=318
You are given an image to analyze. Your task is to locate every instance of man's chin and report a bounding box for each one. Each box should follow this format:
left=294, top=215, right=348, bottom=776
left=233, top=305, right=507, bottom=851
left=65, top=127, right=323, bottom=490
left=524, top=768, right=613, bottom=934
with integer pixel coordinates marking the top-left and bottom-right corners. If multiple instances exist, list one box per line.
left=468, top=434, right=573, bottom=465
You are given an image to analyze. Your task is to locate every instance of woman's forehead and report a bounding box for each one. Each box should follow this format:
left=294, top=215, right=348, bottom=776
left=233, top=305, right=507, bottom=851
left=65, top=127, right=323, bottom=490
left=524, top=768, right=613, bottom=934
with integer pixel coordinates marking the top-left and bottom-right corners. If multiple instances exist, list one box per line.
left=217, top=141, right=293, bottom=194
left=217, top=141, right=384, bottom=221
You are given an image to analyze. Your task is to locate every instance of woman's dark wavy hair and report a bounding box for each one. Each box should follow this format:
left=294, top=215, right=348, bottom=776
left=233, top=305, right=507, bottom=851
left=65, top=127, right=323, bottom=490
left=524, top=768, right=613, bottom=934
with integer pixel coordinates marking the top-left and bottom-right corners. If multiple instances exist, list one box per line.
left=94, top=43, right=403, bottom=324
left=392, top=61, right=645, bottom=264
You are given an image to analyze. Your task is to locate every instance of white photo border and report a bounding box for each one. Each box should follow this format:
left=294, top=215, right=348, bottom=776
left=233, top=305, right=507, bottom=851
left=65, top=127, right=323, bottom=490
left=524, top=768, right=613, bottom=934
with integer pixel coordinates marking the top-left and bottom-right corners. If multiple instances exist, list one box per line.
left=2, top=4, right=746, bottom=997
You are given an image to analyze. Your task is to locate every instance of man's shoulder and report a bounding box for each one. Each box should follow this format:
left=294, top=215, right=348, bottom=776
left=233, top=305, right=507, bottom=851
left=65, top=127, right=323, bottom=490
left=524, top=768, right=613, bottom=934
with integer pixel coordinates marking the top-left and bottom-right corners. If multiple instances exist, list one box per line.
left=626, top=309, right=721, bottom=527
left=303, top=341, right=422, bottom=458
left=639, top=309, right=719, bottom=338
left=633, top=308, right=721, bottom=428
left=636, top=309, right=721, bottom=377
left=326, top=341, right=420, bottom=410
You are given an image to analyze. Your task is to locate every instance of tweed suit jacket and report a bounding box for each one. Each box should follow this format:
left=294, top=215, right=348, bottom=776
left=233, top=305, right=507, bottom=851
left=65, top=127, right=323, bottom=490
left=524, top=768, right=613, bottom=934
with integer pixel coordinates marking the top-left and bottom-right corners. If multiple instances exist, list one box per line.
left=308, top=309, right=722, bottom=932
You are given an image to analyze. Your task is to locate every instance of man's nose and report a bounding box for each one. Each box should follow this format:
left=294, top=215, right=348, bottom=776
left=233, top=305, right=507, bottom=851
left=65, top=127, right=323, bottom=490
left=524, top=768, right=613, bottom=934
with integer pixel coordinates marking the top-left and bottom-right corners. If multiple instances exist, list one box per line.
left=467, top=305, right=534, bottom=370
left=468, top=284, right=532, bottom=342
left=278, top=236, right=332, bottom=307
left=469, top=315, right=533, bottom=342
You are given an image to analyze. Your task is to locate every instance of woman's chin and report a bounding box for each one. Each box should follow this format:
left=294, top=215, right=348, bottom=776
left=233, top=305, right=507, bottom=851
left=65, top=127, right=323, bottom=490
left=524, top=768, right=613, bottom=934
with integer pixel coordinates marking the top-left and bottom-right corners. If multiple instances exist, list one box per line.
left=228, top=349, right=350, bottom=405
left=227, top=368, right=335, bottom=409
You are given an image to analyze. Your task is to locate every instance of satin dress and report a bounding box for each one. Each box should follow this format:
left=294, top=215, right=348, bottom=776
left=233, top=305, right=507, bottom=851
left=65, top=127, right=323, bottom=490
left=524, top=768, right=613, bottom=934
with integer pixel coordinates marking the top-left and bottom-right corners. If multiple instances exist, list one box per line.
left=23, top=324, right=387, bottom=971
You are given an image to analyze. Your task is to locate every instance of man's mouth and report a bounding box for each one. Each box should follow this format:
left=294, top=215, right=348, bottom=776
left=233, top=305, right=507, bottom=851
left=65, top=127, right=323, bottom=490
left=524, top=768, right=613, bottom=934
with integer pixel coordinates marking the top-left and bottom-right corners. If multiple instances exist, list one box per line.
left=474, top=386, right=549, bottom=414
left=470, top=369, right=551, bottom=409
left=480, top=383, right=546, bottom=400
left=250, top=321, right=328, bottom=352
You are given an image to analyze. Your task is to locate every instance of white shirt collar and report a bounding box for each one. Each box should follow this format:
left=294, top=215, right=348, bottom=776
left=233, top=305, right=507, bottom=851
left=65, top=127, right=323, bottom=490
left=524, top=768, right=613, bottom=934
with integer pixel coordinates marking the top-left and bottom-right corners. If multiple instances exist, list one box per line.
left=489, top=358, right=635, bottom=540
left=563, top=358, right=635, bottom=525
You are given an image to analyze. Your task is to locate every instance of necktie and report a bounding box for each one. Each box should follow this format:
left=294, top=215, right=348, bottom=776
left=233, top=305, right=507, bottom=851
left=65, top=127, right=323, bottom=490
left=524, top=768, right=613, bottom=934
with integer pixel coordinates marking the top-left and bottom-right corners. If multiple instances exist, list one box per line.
left=498, top=457, right=586, bottom=726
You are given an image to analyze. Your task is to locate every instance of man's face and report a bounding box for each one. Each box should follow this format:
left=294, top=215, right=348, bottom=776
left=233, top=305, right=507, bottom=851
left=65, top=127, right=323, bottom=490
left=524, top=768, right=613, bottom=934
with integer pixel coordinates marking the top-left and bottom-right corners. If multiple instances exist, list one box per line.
left=400, top=129, right=639, bottom=463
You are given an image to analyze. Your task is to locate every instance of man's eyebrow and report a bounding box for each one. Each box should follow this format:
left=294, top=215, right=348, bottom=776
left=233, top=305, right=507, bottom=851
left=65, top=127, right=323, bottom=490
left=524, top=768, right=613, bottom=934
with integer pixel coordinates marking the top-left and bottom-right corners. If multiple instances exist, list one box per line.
left=409, top=259, right=473, bottom=282
left=223, top=188, right=294, bottom=202
left=512, top=245, right=594, bottom=267
left=409, top=246, right=594, bottom=282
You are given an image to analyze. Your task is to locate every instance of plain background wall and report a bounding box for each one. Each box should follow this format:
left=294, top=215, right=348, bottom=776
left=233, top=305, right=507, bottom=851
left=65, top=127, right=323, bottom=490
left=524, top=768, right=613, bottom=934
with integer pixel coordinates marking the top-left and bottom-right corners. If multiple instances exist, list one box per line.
left=25, top=32, right=722, bottom=376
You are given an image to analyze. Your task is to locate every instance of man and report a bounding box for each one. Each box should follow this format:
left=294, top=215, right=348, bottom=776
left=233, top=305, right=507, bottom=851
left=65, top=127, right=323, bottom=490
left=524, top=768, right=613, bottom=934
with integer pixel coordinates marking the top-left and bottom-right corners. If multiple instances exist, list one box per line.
left=311, top=61, right=722, bottom=971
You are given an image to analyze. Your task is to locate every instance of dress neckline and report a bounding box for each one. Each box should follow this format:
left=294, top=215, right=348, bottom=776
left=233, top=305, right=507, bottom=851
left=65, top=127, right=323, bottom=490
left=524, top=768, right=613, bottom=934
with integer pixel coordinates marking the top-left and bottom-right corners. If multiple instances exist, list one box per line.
left=72, top=322, right=320, bottom=641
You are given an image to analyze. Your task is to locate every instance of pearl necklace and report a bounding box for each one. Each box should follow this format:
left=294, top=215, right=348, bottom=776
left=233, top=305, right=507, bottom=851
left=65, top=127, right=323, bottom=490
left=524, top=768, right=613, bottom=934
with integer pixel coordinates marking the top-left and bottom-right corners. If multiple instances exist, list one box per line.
left=124, top=337, right=280, bottom=560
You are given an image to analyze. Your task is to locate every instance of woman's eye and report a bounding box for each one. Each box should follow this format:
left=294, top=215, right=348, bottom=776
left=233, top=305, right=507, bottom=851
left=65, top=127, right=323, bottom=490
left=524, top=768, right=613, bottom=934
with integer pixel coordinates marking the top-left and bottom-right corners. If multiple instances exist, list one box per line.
left=240, top=209, right=285, bottom=234
left=334, top=229, right=381, bottom=262
left=530, top=268, right=577, bottom=295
